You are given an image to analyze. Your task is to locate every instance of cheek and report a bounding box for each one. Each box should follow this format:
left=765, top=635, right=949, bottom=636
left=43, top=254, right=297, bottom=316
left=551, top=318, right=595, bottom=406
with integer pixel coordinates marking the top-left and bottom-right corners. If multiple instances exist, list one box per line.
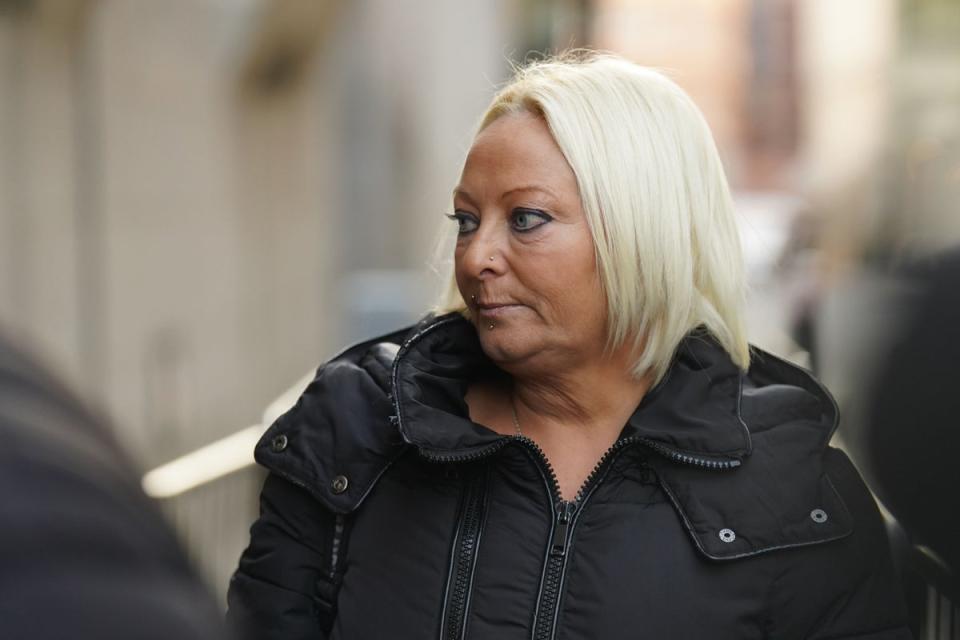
left=568, top=265, right=605, bottom=322
left=452, top=250, right=468, bottom=294
left=565, top=241, right=605, bottom=322
left=531, top=241, right=602, bottom=318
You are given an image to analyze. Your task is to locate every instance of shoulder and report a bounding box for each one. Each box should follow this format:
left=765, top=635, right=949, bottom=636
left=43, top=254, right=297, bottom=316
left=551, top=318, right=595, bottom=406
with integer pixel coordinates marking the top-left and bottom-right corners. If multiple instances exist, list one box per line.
left=649, top=336, right=911, bottom=635
left=653, top=434, right=909, bottom=634
left=762, top=446, right=911, bottom=638
left=651, top=344, right=854, bottom=560
left=253, top=322, right=418, bottom=514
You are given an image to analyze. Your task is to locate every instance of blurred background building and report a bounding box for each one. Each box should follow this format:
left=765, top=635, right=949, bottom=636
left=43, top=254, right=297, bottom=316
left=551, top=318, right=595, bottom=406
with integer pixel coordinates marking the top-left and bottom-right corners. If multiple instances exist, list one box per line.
left=1, top=0, right=958, bottom=635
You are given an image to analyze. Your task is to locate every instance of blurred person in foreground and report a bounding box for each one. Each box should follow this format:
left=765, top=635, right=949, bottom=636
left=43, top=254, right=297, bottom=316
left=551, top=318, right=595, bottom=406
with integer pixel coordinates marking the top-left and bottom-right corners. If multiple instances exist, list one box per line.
left=0, top=336, right=227, bottom=639
left=227, top=51, right=911, bottom=639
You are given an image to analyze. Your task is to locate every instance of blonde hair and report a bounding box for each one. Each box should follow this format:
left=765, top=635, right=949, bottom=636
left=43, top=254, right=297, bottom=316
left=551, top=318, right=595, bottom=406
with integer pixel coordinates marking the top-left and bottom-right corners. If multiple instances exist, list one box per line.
left=433, top=50, right=750, bottom=387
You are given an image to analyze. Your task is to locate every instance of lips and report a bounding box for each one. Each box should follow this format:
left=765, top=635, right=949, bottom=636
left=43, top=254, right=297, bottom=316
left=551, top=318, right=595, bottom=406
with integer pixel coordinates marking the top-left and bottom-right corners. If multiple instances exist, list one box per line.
left=475, top=302, right=523, bottom=318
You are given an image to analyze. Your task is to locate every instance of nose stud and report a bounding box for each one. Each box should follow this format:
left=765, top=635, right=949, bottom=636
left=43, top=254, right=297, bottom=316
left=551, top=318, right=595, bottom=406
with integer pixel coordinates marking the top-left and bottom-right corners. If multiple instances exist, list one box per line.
left=488, top=323, right=494, bottom=330
left=489, top=256, right=494, bottom=261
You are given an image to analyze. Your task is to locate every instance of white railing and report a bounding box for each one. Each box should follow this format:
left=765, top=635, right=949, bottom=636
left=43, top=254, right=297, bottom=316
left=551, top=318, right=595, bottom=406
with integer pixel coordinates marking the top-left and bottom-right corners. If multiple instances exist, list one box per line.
left=142, top=370, right=313, bottom=499
left=141, top=370, right=314, bottom=605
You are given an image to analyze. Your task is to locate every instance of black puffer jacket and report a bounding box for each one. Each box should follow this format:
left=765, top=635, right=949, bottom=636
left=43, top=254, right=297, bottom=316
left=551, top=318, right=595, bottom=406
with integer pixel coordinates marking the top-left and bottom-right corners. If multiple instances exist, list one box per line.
left=227, top=312, right=911, bottom=639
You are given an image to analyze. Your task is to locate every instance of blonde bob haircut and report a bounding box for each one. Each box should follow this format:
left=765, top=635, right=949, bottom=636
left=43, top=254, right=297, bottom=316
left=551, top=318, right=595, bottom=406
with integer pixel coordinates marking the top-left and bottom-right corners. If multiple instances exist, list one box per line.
left=433, top=50, right=751, bottom=387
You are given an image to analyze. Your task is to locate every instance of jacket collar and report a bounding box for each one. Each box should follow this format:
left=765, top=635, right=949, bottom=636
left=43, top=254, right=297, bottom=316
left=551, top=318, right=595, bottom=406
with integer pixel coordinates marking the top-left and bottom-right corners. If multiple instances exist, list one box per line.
left=256, top=310, right=847, bottom=555
left=391, top=312, right=767, bottom=466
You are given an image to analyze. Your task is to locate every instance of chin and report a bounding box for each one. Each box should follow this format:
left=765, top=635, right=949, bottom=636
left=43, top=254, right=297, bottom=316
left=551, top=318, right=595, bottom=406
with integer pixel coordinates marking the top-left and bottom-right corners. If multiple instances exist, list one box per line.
left=477, top=328, right=541, bottom=370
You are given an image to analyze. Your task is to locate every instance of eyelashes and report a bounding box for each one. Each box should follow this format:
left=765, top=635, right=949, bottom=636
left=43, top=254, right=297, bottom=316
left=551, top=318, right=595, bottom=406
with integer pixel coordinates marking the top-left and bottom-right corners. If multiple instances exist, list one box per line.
left=446, top=208, right=553, bottom=235
left=446, top=212, right=478, bottom=234
left=512, top=208, right=552, bottom=232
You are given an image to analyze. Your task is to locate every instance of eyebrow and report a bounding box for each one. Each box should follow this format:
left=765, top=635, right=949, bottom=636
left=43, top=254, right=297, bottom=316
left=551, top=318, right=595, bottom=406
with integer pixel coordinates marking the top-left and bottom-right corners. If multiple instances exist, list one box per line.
left=452, top=185, right=558, bottom=202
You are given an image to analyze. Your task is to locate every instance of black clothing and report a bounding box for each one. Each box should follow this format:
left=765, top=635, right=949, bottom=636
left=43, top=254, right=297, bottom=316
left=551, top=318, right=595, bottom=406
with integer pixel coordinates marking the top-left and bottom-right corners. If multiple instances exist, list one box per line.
left=227, top=312, right=911, bottom=639
left=0, top=336, right=227, bottom=640
left=866, top=249, right=960, bottom=589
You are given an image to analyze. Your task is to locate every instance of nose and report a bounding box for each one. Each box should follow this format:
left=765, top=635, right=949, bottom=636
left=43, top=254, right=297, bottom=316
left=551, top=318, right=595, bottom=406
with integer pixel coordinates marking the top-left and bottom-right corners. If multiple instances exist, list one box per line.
left=459, top=219, right=508, bottom=281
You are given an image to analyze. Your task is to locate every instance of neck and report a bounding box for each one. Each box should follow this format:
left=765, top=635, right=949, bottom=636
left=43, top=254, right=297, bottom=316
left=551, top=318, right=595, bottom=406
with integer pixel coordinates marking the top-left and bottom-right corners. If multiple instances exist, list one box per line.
left=510, top=347, right=653, bottom=436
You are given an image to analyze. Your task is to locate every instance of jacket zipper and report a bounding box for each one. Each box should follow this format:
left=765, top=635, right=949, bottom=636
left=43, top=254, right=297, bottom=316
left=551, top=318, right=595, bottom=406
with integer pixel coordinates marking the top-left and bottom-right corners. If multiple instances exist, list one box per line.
left=523, top=434, right=745, bottom=640
left=418, top=434, right=738, bottom=640
left=393, top=315, right=745, bottom=639
left=533, top=498, right=576, bottom=640
left=329, top=513, right=346, bottom=581
left=441, top=469, right=488, bottom=640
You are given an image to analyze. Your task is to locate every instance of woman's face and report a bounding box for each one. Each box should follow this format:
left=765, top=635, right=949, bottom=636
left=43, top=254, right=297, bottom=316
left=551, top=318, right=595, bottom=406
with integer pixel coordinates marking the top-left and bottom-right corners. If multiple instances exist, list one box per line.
left=452, top=111, right=608, bottom=373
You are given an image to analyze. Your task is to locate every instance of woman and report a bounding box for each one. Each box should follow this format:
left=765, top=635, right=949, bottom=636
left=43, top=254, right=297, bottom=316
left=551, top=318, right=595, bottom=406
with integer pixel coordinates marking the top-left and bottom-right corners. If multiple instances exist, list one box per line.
left=227, top=52, right=911, bottom=639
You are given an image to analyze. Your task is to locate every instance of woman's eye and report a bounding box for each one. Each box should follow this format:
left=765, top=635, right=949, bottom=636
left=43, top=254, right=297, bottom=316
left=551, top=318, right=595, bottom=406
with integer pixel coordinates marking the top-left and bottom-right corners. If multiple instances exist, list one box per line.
left=446, top=212, right=479, bottom=234
left=511, top=208, right=552, bottom=232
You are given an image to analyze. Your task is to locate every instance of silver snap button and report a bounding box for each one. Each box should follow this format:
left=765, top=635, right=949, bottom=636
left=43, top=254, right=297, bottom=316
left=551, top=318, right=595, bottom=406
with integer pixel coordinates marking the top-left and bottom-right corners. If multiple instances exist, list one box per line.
left=810, top=508, right=828, bottom=524
left=719, top=528, right=736, bottom=543
left=270, top=434, right=288, bottom=452
left=331, top=475, right=349, bottom=494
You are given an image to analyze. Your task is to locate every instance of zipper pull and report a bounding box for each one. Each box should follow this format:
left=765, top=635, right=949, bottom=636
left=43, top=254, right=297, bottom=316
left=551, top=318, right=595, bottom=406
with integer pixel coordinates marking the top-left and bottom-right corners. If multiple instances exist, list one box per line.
left=550, top=501, right=577, bottom=556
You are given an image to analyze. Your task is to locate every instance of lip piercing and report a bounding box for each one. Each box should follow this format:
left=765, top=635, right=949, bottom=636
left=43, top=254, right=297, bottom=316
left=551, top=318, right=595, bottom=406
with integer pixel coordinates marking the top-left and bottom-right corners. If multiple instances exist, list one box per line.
left=471, top=291, right=493, bottom=329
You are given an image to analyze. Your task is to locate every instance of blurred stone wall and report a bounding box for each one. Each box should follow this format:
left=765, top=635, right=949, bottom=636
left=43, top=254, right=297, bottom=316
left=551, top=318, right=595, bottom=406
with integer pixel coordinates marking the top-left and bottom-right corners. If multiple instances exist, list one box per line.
left=0, top=0, right=518, bottom=472
left=0, top=0, right=533, bottom=603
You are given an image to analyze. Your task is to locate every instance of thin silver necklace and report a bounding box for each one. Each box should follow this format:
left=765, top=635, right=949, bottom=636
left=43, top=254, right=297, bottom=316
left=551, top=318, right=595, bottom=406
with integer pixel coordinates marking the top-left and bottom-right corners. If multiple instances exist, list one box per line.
left=510, top=393, right=523, bottom=436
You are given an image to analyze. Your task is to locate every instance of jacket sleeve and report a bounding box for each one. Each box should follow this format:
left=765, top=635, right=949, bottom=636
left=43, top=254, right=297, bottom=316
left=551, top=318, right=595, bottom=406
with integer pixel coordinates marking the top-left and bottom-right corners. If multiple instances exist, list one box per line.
left=226, top=473, right=340, bottom=640
left=764, top=447, right=913, bottom=639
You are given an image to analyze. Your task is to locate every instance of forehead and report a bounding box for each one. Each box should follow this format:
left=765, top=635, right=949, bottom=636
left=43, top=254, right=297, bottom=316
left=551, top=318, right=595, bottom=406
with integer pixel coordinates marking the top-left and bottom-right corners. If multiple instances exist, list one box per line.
left=456, top=112, right=578, bottom=201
